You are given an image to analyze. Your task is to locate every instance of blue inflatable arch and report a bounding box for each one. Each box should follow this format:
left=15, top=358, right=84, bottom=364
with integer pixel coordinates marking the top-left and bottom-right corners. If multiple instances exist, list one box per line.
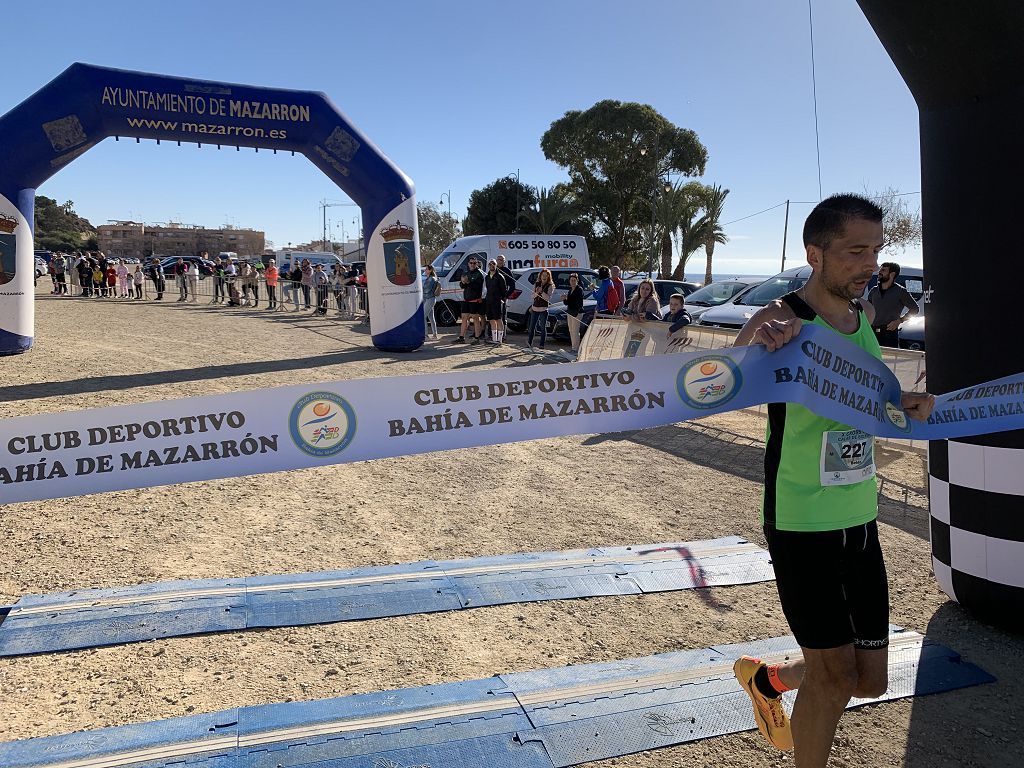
left=0, top=63, right=424, bottom=354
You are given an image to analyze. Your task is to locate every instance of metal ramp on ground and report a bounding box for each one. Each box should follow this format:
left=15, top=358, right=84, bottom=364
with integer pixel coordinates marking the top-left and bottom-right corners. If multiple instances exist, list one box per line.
left=0, top=629, right=993, bottom=768
left=0, top=537, right=772, bottom=656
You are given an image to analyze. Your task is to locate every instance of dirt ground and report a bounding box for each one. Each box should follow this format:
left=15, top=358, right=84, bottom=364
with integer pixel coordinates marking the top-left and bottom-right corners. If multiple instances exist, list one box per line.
left=0, top=287, right=1021, bottom=767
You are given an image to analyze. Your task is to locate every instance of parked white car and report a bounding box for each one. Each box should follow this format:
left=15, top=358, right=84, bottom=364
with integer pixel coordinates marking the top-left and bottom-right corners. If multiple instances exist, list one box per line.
left=505, top=267, right=599, bottom=330
left=675, top=277, right=764, bottom=320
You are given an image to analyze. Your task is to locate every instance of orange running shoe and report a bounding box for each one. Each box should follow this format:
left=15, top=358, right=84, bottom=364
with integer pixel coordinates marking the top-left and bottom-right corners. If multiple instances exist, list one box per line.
left=733, top=655, right=793, bottom=751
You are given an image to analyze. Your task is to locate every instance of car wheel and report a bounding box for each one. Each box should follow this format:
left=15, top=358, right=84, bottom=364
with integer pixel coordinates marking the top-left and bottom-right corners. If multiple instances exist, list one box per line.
left=436, top=301, right=460, bottom=327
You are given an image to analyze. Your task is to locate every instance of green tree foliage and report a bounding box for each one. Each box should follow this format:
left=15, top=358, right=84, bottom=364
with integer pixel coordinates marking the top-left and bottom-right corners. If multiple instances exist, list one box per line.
left=463, top=177, right=538, bottom=235
left=519, top=186, right=586, bottom=235
left=541, top=100, right=707, bottom=266
left=416, top=201, right=461, bottom=263
left=672, top=207, right=712, bottom=280
left=33, top=196, right=96, bottom=252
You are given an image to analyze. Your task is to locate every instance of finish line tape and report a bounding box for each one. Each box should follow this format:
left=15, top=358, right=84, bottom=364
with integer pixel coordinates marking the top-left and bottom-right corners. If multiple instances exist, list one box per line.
left=1, top=324, right=1021, bottom=504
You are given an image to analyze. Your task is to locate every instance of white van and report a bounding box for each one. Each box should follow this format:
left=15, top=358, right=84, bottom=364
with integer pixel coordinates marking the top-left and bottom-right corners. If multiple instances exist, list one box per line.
left=274, top=250, right=343, bottom=272
left=430, top=235, right=590, bottom=325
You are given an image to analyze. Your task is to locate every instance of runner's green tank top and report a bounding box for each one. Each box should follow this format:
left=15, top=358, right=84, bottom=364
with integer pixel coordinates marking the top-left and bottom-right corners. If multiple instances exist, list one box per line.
left=761, top=292, right=882, bottom=531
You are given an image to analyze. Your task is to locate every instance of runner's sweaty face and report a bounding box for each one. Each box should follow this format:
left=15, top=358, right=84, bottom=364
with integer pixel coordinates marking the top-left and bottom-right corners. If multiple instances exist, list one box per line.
left=818, top=218, right=883, bottom=302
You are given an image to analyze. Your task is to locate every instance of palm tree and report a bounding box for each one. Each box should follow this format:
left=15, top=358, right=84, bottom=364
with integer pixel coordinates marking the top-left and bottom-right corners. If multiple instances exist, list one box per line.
left=519, top=187, right=578, bottom=235
left=649, top=181, right=705, bottom=277
left=700, top=185, right=729, bottom=285
left=671, top=209, right=711, bottom=280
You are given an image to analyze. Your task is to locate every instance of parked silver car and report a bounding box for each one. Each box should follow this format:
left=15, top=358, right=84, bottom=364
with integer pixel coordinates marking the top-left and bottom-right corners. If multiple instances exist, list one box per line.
left=695, top=266, right=812, bottom=329
left=674, top=277, right=764, bottom=320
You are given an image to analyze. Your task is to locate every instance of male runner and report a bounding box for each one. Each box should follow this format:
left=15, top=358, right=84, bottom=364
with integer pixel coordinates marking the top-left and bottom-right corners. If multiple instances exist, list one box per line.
left=732, top=194, right=934, bottom=767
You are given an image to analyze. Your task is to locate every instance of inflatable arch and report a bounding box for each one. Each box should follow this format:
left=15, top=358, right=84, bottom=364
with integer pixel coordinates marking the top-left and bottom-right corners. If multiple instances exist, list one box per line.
left=859, top=1, right=1024, bottom=627
left=0, top=63, right=424, bottom=355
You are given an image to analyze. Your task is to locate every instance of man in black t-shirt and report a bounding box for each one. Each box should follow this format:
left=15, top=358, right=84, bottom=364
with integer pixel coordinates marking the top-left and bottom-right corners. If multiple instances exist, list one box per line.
left=866, top=262, right=919, bottom=347
left=455, top=257, right=485, bottom=343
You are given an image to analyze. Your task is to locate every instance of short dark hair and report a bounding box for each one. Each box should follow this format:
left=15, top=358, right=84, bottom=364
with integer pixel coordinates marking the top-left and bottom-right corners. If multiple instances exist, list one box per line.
left=669, top=292, right=686, bottom=303
left=598, top=266, right=610, bottom=279
left=802, top=193, right=884, bottom=251
left=880, top=261, right=900, bottom=277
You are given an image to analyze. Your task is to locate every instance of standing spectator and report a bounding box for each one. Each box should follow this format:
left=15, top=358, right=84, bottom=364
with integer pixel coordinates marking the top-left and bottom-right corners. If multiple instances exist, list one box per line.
left=116, top=259, right=129, bottom=298
left=345, top=263, right=360, bottom=318
left=564, top=272, right=585, bottom=353
left=313, top=263, right=330, bottom=315
left=52, top=253, right=67, bottom=294
left=610, top=265, right=626, bottom=314
left=265, top=259, right=279, bottom=309
left=454, top=256, right=485, bottom=344
left=423, top=265, right=440, bottom=340
left=289, top=263, right=303, bottom=311
left=331, top=265, right=346, bottom=315
left=238, top=263, right=252, bottom=306
left=47, top=259, right=57, bottom=293
left=484, top=259, right=507, bottom=345
left=105, top=262, right=118, bottom=298
left=623, top=278, right=662, bottom=321
left=496, top=254, right=517, bottom=331
left=173, top=258, right=188, bottom=301
left=68, top=252, right=81, bottom=295
left=866, top=262, right=919, bottom=348
left=224, top=258, right=240, bottom=305
left=97, top=251, right=108, bottom=277
left=249, top=262, right=261, bottom=307
left=79, top=254, right=94, bottom=297
left=594, top=266, right=619, bottom=313
left=148, top=256, right=165, bottom=300
left=527, top=268, right=555, bottom=351
left=212, top=255, right=225, bottom=304
left=300, top=259, right=313, bottom=310
left=185, top=260, right=199, bottom=303
left=92, top=261, right=105, bottom=298
left=132, top=264, right=144, bottom=299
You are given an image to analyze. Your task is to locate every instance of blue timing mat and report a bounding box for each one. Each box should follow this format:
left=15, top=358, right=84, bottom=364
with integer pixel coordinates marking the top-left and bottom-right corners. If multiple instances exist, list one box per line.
left=0, top=629, right=993, bottom=768
left=0, top=537, right=771, bottom=656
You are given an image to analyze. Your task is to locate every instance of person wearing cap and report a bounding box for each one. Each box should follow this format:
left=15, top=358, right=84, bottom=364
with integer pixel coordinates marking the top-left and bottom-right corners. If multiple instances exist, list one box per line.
left=265, top=259, right=279, bottom=309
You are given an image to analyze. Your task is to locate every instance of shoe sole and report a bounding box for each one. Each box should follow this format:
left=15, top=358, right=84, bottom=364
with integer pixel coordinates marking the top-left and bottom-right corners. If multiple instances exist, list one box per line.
left=733, top=658, right=793, bottom=751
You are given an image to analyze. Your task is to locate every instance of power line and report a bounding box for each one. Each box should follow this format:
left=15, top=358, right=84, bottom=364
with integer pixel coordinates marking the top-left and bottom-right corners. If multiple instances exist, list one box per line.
left=723, top=201, right=787, bottom=226
left=808, top=0, right=823, bottom=200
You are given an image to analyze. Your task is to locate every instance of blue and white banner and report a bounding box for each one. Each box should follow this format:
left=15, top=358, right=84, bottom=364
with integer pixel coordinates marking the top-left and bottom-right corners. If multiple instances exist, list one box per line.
left=1, top=324, right=1021, bottom=504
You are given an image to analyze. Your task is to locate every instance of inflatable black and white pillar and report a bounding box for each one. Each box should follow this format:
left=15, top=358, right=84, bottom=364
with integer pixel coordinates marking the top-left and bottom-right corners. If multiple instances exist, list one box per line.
left=858, top=1, right=1024, bottom=624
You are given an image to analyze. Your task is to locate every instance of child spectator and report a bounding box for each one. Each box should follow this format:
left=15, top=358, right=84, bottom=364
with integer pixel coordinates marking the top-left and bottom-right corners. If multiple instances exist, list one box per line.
left=132, top=264, right=144, bottom=299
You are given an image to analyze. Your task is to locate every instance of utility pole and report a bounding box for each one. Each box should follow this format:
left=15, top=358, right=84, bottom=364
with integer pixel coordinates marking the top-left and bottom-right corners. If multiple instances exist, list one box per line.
left=780, top=199, right=790, bottom=272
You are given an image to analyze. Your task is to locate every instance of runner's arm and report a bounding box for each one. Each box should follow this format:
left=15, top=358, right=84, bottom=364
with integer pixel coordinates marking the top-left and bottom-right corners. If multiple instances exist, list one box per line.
left=734, top=301, right=800, bottom=351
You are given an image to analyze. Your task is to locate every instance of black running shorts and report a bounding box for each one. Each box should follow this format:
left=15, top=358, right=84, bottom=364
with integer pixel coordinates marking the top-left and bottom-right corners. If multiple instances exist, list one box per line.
left=763, top=520, right=889, bottom=650
left=462, top=300, right=483, bottom=316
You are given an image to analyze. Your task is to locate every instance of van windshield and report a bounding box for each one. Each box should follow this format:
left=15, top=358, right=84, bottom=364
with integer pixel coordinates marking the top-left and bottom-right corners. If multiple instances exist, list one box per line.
left=432, top=251, right=463, bottom=278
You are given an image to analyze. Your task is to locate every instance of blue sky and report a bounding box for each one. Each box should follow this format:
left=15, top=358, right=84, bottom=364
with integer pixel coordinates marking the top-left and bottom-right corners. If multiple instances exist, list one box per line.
left=1, top=0, right=922, bottom=274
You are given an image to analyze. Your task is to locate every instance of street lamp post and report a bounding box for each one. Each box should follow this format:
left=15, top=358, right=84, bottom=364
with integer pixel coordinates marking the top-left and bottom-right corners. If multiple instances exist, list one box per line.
left=440, top=190, right=452, bottom=243
left=506, top=170, right=520, bottom=233
left=320, top=199, right=357, bottom=253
